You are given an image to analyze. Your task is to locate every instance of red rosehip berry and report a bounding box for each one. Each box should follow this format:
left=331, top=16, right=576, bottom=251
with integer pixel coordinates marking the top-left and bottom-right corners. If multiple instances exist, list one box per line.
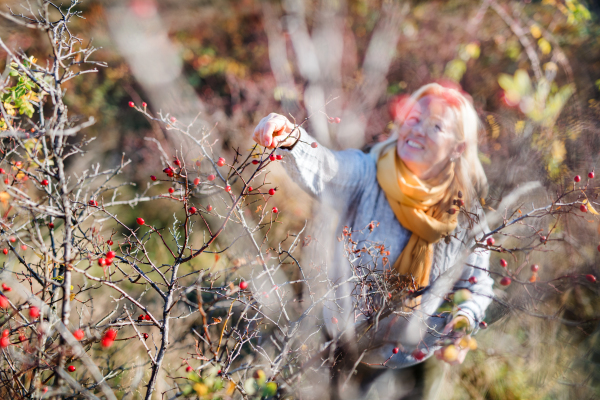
left=268, top=188, right=276, bottom=196
left=500, top=259, right=507, bottom=268
left=0, top=296, right=8, bottom=309
left=143, top=333, right=149, bottom=339
left=311, top=142, right=318, bottom=148
left=98, top=258, right=106, bottom=267
left=88, top=200, right=97, bottom=206
left=479, top=321, right=488, bottom=329
left=331, top=316, right=338, bottom=324
left=20, top=245, right=27, bottom=251
left=217, top=157, right=225, bottom=167
left=247, top=186, right=253, bottom=192
left=18, top=334, right=26, bottom=342
left=0, top=168, right=5, bottom=174
left=2, top=249, right=7, bottom=255
left=163, top=167, right=173, bottom=175
left=4, top=178, right=8, bottom=185
left=168, top=187, right=174, bottom=194
left=580, top=204, right=588, bottom=213
left=101, top=337, right=114, bottom=348
left=272, top=207, right=278, bottom=214
left=239, top=281, right=248, bottom=290
left=486, top=237, right=495, bottom=246
left=468, top=276, right=478, bottom=284
left=540, top=236, right=547, bottom=243
left=142, top=102, right=147, bottom=107
left=136, top=217, right=145, bottom=225
left=128, top=101, right=134, bottom=108
left=206, top=205, right=213, bottom=212
left=174, top=159, right=181, bottom=167
left=107, top=240, right=113, bottom=246
left=269, top=155, right=276, bottom=161
left=188, top=207, right=197, bottom=214
left=73, top=329, right=84, bottom=341
left=9, top=237, right=15, bottom=243
left=334, top=117, right=341, bottom=124
left=412, top=349, right=425, bottom=360
left=500, top=276, right=511, bottom=286
left=170, top=116, right=177, bottom=123
left=252, top=160, right=260, bottom=165
left=193, top=177, right=200, bottom=185
left=144, top=314, right=151, bottom=321
left=589, top=171, right=595, bottom=179
left=186, top=366, right=193, bottom=372
left=586, top=274, right=597, bottom=283
left=107, top=251, right=116, bottom=259
left=207, top=174, right=215, bottom=181
left=138, top=314, right=144, bottom=321
left=68, top=365, right=76, bottom=372
left=150, top=175, right=157, bottom=181
left=29, top=306, right=39, bottom=319
left=1, top=283, right=10, bottom=291
left=41, top=179, right=48, bottom=186
left=195, top=160, right=201, bottom=167
left=225, top=185, right=231, bottom=193
left=104, top=329, right=117, bottom=340
left=2, top=329, right=9, bottom=338
left=392, top=347, right=399, bottom=354
left=276, top=154, right=283, bottom=160
left=574, top=175, right=581, bottom=182
left=531, top=264, right=539, bottom=272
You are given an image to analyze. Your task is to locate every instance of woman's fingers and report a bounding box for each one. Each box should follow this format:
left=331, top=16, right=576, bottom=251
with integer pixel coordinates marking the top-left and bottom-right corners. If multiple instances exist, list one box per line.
left=252, top=113, right=294, bottom=148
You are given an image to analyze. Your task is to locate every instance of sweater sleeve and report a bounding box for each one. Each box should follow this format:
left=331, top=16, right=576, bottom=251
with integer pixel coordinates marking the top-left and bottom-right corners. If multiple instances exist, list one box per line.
left=274, top=127, right=375, bottom=203
left=451, top=210, right=495, bottom=334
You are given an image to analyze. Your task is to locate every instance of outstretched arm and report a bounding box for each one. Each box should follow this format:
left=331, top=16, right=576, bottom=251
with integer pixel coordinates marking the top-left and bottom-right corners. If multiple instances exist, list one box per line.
left=252, top=113, right=375, bottom=201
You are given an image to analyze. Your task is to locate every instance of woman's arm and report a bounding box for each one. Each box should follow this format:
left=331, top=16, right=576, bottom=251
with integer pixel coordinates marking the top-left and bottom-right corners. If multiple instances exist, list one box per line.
left=253, top=113, right=374, bottom=201
left=450, top=210, right=495, bottom=333
left=453, top=248, right=494, bottom=332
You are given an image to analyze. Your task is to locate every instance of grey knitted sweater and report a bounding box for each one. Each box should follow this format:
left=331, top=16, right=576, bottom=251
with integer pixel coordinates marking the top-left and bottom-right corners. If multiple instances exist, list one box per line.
left=275, top=128, right=494, bottom=368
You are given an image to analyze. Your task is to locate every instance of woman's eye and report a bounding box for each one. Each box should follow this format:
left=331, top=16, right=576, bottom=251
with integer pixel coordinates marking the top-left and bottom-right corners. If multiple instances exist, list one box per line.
left=435, top=124, right=442, bottom=132
left=407, top=116, right=419, bottom=124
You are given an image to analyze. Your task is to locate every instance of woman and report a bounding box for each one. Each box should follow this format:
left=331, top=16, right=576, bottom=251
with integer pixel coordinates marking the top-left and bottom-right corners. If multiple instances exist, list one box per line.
left=252, top=83, right=494, bottom=398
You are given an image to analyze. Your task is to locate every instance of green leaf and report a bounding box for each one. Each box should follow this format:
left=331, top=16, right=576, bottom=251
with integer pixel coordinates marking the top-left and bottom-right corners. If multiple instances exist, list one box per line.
left=263, top=382, right=277, bottom=397
left=244, top=378, right=257, bottom=395
left=498, top=74, right=516, bottom=91
left=181, top=385, right=194, bottom=396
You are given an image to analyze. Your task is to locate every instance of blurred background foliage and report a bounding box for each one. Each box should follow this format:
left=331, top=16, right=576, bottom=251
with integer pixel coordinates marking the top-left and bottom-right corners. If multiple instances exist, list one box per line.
left=1, top=0, right=600, bottom=398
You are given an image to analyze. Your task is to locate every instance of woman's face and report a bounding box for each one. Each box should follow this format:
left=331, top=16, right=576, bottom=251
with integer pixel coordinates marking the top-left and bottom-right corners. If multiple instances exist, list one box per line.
left=396, top=95, right=465, bottom=180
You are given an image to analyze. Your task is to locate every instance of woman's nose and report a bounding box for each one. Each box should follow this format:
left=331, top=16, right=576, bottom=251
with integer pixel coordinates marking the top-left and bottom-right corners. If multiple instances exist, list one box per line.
left=411, top=123, right=426, bottom=137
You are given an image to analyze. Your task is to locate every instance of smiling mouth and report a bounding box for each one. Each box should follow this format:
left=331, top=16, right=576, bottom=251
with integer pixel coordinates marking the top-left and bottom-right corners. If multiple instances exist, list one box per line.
left=406, top=139, right=424, bottom=150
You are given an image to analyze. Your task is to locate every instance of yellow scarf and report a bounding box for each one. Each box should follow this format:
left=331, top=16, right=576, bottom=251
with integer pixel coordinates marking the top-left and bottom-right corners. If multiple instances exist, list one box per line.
left=376, top=147, right=458, bottom=289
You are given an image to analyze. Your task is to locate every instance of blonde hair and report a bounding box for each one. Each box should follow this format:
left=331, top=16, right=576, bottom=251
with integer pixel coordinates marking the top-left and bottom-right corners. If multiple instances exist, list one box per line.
left=370, top=83, right=488, bottom=210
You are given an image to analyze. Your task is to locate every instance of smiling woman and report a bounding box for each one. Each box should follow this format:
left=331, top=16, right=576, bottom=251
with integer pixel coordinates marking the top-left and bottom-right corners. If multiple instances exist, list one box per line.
left=252, top=83, right=494, bottom=399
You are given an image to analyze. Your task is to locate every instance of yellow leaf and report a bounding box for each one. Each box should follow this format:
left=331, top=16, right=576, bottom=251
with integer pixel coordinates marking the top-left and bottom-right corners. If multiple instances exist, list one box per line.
left=551, top=140, right=566, bottom=163
left=538, top=38, right=552, bottom=55
left=193, top=383, right=208, bottom=396
left=70, top=293, right=76, bottom=301
left=226, top=381, right=236, bottom=395
left=583, top=199, right=599, bottom=215
left=530, top=24, right=542, bottom=39
left=0, top=192, right=9, bottom=206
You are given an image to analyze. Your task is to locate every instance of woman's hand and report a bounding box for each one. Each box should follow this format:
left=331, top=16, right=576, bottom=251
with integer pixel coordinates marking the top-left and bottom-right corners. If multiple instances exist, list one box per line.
left=252, top=113, right=298, bottom=149
left=434, top=316, right=475, bottom=365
